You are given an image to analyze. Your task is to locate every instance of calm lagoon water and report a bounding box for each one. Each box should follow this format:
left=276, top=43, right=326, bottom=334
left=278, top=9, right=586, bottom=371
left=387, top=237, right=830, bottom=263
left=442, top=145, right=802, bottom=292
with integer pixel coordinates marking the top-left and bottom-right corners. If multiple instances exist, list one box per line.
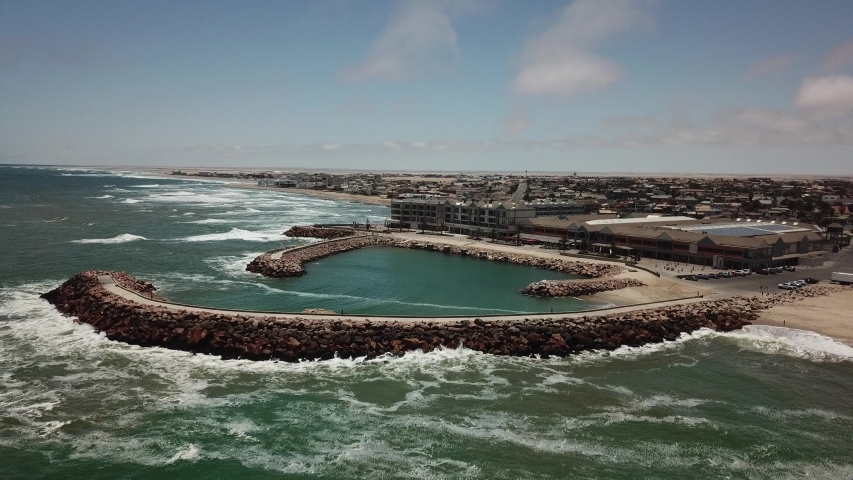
left=2, top=166, right=853, bottom=479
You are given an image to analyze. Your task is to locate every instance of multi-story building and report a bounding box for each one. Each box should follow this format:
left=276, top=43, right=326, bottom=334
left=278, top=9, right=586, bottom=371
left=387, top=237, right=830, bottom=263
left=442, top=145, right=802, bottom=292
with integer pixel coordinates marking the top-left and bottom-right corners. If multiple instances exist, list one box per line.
left=388, top=199, right=528, bottom=234
left=389, top=198, right=591, bottom=235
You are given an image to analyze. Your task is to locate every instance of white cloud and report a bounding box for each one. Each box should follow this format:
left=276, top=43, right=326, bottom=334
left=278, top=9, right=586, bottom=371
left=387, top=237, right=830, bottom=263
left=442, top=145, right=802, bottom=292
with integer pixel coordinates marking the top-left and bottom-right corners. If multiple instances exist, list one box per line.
left=823, top=40, right=853, bottom=70
left=795, top=75, right=853, bottom=117
left=340, top=1, right=477, bottom=81
left=743, top=54, right=797, bottom=80
left=513, top=0, right=657, bottom=98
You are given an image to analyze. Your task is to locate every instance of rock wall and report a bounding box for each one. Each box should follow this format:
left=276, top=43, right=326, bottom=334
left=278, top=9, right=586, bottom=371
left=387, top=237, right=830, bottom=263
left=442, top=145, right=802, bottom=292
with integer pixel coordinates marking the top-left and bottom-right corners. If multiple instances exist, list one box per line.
left=246, top=234, right=624, bottom=279
left=246, top=235, right=400, bottom=278
left=37, top=270, right=787, bottom=362
left=284, top=226, right=354, bottom=239
left=522, top=278, right=647, bottom=297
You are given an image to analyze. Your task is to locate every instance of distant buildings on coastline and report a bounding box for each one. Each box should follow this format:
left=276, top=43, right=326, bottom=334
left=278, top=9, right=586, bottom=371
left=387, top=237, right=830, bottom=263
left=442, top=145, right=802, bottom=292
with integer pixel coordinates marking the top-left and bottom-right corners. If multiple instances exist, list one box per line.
left=171, top=169, right=853, bottom=230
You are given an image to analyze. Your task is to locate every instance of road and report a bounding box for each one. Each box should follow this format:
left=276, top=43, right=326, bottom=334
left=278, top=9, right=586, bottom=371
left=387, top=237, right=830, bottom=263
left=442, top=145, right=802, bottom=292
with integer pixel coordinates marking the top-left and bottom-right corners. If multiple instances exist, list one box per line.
left=511, top=180, right=527, bottom=203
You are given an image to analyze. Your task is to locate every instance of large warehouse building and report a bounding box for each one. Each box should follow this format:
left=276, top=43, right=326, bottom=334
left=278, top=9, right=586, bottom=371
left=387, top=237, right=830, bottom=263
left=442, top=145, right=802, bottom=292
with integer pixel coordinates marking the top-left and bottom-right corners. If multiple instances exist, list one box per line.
left=521, top=216, right=825, bottom=269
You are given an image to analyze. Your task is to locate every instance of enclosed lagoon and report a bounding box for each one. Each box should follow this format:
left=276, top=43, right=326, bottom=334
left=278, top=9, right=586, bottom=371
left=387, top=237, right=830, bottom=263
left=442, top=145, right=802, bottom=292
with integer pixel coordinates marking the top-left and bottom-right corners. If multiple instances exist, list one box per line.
left=162, top=246, right=605, bottom=316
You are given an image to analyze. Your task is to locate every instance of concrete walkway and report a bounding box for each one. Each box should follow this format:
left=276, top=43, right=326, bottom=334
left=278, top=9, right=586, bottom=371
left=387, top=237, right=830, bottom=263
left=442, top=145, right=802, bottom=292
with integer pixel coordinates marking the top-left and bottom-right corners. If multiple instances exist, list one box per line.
left=98, top=274, right=704, bottom=323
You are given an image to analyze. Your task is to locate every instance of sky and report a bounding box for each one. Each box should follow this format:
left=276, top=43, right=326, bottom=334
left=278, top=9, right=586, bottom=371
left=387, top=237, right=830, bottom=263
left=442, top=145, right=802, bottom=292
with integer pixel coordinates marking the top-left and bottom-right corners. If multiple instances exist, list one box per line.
left=2, top=0, right=853, bottom=174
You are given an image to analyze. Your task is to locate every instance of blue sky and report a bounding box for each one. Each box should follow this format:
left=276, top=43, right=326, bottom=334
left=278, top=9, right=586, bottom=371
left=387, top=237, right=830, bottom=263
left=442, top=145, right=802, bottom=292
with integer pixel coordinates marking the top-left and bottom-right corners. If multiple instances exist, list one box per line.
left=2, top=0, right=853, bottom=174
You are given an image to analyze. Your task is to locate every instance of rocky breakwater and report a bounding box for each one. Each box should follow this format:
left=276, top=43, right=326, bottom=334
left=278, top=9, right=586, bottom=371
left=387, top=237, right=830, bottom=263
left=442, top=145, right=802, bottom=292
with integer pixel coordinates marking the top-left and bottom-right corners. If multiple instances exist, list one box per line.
left=284, top=226, right=354, bottom=239
left=38, top=270, right=811, bottom=362
left=523, top=278, right=646, bottom=298
left=247, top=235, right=404, bottom=278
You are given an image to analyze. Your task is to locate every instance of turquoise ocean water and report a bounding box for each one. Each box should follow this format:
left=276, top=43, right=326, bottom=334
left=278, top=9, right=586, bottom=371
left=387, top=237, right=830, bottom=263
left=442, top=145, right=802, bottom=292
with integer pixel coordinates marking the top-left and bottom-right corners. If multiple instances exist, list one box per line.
left=1, top=166, right=853, bottom=479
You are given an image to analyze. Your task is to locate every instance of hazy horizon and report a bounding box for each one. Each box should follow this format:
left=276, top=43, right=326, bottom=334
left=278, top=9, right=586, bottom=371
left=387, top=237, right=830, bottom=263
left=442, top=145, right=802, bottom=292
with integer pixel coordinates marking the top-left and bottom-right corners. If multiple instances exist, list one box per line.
left=3, top=0, right=853, bottom=174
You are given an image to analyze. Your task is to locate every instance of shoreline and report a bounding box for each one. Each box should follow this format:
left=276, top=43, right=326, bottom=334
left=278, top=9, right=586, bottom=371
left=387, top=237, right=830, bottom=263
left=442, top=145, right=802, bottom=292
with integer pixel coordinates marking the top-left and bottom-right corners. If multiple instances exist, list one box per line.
left=228, top=182, right=392, bottom=206
left=99, top=166, right=393, bottom=207
left=753, top=290, right=853, bottom=345
left=98, top=169, right=853, bottom=346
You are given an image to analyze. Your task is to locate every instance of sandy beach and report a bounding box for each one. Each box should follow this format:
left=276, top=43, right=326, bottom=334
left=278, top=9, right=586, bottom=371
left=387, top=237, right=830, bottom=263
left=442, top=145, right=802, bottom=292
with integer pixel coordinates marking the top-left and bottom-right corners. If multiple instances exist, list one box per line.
left=590, top=274, right=715, bottom=306
left=754, top=289, right=853, bottom=344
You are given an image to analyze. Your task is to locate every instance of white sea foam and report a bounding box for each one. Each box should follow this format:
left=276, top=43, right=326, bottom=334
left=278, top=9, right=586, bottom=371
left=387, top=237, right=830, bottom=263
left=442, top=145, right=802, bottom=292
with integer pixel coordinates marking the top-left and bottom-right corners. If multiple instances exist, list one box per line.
left=628, top=395, right=710, bottom=410
left=91, top=195, right=114, bottom=199
left=225, top=420, right=261, bottom=441
left=722, top=325, right=853, bottom=362
left=72, top=233, right=147, bottom=244
left=122, top=199, right=142, bottom=204
left=44, top=217, right=68, bottom=223
left=205, top=252, right=265, bottom=278
left=591, top=411, right=713, bottom=427
left=185, top=218, right=228, bottom=224
left=146, top=191, right=238, bottom=204
left=167, top=445, right=200, bottom=463
left=178, top=228, right=283, bottom=242
left=59, top=173, right=115, bottom=177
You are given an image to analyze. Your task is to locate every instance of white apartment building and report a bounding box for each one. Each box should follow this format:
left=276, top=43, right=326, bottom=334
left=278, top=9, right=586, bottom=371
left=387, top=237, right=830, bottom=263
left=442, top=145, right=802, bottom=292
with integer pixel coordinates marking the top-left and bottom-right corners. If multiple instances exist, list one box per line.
left=389, top=198, right=586, bottom=235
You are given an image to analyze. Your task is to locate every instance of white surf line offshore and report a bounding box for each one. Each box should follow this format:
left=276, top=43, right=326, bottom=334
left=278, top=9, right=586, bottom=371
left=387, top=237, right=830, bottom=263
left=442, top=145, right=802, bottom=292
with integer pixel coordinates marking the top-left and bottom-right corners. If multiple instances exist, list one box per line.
left=72, top=234, right=147, bottom=245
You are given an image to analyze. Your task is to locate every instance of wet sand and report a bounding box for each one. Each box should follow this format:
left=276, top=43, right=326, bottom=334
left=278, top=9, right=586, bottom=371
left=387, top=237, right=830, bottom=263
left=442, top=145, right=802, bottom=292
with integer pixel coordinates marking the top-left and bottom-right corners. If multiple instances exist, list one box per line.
left=754, top=289, right=853, bottom=344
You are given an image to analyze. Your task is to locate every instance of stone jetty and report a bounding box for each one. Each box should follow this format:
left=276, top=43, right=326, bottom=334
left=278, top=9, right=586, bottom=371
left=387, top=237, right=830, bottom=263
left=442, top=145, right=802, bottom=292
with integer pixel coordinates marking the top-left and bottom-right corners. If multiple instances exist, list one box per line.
left=39, top=270, right=843, bottom=363
left=284, top=226, right=354, bottom=239
left=523, top=278, right=647, bottom=297
left=247, top=234, right=624, bottom=279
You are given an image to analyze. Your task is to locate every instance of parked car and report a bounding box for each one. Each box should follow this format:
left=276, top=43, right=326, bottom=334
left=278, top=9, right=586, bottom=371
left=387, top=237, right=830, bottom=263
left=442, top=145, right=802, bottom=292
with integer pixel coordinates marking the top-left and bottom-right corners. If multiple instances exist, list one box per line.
left=696, top=274, right=710, bottom=280
left=683, top=275, right=698, bottom=281
left=784, top=266, right=796, bottom=272
left=756, top=269, right=769, bottom=275
left=718, top=271, right=733, bottom=278
left=778, top=283, right=798, bottom=290
left=805, top=277, right=819, bottom=284
left=741, top=269, right=753, bottom=276
left=791, top=280, right=806, bottom=287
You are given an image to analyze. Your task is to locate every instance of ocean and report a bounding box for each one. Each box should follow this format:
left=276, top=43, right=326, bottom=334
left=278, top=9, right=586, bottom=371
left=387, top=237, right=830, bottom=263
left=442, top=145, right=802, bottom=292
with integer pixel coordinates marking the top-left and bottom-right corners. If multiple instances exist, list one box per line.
left=1, top=165, right=853, bottom=479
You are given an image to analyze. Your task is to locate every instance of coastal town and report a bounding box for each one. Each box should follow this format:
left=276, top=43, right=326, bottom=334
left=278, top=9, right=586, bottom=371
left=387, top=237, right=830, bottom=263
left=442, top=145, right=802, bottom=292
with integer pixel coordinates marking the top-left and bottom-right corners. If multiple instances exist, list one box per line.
left=170, top=169, right=853, bottom=272
left=172, top=169, right=853, bottom=227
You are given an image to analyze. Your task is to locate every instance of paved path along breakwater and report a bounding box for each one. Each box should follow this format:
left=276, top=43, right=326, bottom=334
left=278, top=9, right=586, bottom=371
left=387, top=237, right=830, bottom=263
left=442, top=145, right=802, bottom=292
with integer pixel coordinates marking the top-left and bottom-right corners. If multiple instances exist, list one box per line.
left=246, top=233, right=624, bottom=279
left=38, top=270, right=834, bottom=362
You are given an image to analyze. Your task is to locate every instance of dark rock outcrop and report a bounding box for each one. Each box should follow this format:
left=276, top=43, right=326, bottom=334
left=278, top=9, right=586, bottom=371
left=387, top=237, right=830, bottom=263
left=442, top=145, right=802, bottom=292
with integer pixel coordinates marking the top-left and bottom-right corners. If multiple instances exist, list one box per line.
left=284, top=226, right=354, bottom=239
left=523, top=278, right=647, bottom=297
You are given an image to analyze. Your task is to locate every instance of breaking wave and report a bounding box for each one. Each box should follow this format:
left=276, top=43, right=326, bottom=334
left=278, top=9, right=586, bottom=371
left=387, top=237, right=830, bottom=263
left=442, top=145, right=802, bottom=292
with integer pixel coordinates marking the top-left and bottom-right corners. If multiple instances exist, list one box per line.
left=721, top=325, right=853, bottom=362
left=177, top=228, right=283, bottom=242
left=72, top=233, right=147, bottom=244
